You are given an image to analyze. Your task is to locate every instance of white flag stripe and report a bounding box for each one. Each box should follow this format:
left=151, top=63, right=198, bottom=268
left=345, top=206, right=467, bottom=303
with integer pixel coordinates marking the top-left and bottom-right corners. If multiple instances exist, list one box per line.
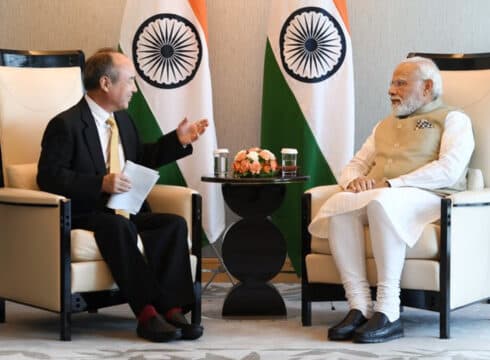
left=121, top=0, right=225, bottom=243
left=268, top=0, right=354, bottom=179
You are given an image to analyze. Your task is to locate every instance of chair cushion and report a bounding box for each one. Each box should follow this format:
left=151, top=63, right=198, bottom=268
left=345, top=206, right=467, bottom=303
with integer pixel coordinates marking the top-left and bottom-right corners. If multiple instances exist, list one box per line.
left=71, top=229, right=145, bottom=262
left=5, top=163, right=38, bottom=189
left=311, top=223, right=440, bottom=260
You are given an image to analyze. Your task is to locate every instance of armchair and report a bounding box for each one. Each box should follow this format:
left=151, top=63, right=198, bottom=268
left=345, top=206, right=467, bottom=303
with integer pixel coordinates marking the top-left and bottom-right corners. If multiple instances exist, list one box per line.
left=301, top=53, right=490, bottom=338
left=0, top=49, right=202, bottom=340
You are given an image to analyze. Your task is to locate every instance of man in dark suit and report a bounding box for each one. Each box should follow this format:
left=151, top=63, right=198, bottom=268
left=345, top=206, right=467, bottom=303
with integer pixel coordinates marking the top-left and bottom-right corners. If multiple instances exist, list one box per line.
left=37, top=49, right=208, bottom=342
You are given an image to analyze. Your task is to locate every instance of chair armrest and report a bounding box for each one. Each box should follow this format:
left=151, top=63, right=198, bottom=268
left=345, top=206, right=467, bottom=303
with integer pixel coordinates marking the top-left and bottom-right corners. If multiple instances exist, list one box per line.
left=305, top=184, right=342, bottom=217
left=0, top=187, right=68, bottom=311
left=446, top=188, right=490, bottom=205
left=147, top=184, right=198, bottom=220
left=444, top=189, right=490, bottom=308
left=147, top=185, right=200, bottom=252
left=0, top=187, right=66, bottom=205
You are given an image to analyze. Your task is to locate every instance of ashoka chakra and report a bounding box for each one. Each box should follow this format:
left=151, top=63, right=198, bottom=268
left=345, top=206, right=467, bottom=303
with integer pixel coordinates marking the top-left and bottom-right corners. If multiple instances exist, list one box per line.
left=132, top=13, right=202, bottom=89
left=280, top=7, right=346, bottom=83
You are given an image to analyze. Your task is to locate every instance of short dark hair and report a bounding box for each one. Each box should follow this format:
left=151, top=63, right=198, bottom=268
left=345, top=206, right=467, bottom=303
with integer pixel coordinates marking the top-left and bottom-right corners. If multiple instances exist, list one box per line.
left=83, top=48, right=120, bottom=91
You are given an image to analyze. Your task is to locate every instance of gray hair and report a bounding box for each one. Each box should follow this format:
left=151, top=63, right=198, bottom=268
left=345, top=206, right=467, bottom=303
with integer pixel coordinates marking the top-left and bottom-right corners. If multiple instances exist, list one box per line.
left=400, top=56, right=443, bottom=99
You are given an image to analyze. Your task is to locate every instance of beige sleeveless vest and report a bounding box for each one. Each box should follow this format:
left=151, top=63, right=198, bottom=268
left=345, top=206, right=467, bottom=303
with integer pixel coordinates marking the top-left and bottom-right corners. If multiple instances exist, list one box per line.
left=367, top=98, right=467, bottom=193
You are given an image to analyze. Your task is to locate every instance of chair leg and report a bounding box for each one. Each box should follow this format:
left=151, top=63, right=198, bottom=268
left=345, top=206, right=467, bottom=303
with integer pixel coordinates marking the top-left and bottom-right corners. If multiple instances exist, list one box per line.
left=191, top=282, right=202, bottom=325
left=0, top=298, right=5, bottom=323
left=440, top=306, right=450, bottom=339
left=60, top=309, right=71, bottom=341
left=302, top=298, right=312, bottom=326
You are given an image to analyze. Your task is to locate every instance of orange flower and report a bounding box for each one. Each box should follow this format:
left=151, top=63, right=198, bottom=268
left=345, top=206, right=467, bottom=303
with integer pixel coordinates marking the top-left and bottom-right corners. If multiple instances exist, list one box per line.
left=234, top=150, right=247, bottom=162
left=263, top=164, right=271, bottom=173
left=270, top=160, right=278, bottom=171
left=239, top=159, right=250, bottom=173
left=250, top=160, right=261, bottom=174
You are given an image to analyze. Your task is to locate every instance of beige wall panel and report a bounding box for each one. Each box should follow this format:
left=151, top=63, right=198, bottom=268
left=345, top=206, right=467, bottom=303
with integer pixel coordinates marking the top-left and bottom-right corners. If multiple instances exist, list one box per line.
left=1, top=0, right=489, bottom=154
left=0, top=0, right=125, bottom=57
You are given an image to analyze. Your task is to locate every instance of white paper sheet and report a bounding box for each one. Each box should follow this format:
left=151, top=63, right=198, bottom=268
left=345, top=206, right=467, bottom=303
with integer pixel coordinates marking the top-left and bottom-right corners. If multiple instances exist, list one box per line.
left=107, top=160, right=160, bottom=215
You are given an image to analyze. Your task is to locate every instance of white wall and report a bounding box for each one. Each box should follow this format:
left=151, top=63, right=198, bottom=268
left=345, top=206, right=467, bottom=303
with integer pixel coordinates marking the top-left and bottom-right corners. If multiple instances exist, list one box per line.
left=1, top=0, right=489, bottom=152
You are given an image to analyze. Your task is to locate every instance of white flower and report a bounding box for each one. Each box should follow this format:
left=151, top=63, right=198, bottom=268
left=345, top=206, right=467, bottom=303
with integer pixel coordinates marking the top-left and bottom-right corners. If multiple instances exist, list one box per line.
left=247, top=151, right=259, bottom=162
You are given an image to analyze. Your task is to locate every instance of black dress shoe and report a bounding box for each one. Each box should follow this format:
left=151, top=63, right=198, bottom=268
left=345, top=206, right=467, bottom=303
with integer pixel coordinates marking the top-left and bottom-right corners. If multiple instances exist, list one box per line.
left=328, top=309, right=367, bottom=341
left=353, top=312, right=403, bottom=343
left=136, top=314, right=182, bottom=342
left=167, top=312, right=204, bottom=340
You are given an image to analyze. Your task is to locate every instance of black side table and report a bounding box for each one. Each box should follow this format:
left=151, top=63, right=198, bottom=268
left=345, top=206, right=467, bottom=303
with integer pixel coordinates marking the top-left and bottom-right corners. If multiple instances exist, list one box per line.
left=202, top=175, right=308, bottom=316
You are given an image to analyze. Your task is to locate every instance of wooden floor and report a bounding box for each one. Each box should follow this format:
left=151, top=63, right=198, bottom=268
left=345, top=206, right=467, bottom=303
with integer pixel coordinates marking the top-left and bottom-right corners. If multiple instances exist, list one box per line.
left=201, top=257, right=300, bottom=284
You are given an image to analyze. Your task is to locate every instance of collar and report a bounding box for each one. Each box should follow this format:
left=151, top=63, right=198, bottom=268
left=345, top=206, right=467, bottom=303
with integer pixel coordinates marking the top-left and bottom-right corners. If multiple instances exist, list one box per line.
left=84, top=94, right=113, bottom=127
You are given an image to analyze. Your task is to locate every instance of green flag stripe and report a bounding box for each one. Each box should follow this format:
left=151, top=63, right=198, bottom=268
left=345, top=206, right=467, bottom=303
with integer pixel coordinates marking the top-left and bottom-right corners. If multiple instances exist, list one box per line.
left=127, top=86, right=187, bottom=187
left=261, top=40, right=336, bottom=188
left=261, top=40, right=337, bottom=274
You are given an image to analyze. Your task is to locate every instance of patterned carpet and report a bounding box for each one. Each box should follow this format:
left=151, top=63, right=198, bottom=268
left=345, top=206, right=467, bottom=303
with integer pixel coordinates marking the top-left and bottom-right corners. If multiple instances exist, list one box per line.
left=2, top=283, right=490, bottom=359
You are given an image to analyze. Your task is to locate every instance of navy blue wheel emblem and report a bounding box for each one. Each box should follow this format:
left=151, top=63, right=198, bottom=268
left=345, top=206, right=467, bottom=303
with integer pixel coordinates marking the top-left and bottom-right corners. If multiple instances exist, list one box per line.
left=280, top=7, right=346, bottom=83
left=132, top=13, right=202, bottom=89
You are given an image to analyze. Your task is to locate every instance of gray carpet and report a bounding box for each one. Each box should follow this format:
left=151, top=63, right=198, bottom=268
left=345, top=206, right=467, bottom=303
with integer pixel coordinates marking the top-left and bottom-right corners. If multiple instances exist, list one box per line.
left=1, top=283, right=490, bottom=359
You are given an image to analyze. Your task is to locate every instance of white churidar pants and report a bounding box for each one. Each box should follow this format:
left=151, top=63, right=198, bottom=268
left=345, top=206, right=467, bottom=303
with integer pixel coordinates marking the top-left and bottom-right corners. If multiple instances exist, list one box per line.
left=328, top=201, right=406, bottom=322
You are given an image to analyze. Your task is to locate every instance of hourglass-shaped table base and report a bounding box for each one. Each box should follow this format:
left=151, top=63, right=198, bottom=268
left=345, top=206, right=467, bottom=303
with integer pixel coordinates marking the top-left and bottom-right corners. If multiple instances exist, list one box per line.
left=202, top=176, right=308, bottom=317
left=222, top=215, right=287, bottom=316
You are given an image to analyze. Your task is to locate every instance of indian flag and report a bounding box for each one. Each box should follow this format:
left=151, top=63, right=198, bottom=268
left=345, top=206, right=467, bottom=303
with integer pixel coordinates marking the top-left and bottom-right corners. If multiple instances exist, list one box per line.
left=261, top=0, right=354, bottom=271
left=120, top=0, right=225, bottom=243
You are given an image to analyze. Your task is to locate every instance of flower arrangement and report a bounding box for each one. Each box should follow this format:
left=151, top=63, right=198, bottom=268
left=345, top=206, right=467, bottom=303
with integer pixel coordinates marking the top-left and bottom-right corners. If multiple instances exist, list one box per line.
left=232, top=147, right=279, bottom=177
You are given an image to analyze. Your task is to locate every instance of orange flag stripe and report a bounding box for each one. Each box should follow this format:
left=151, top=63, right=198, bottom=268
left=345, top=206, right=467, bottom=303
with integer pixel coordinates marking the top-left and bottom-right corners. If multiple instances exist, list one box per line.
left=189, top=0, right=208, bottom=39
left=333, top=0, right=350, bottom=33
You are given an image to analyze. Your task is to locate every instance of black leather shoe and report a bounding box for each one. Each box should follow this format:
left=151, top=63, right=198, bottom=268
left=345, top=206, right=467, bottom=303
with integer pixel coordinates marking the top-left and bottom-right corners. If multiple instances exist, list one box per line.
left=353, top=312, right=403, bottom=343
left=328, top=309, right=367, bottom=340
left=167, top=312, right=204, bottom=340
left=136, top=314, right=182, bottom=342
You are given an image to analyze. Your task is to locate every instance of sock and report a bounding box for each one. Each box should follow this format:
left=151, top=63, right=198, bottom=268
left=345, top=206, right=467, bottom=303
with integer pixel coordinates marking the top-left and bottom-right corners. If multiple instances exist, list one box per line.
left=164, top=307, right=182, bottom=321
left=138, top=305, right=158, bottom=325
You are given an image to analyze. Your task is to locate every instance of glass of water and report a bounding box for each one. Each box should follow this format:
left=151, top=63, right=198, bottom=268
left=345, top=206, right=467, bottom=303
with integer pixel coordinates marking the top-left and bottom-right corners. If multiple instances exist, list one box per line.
left=281, top=148, right=298, bottom=177
left=213, top=149, right=229, bottom=177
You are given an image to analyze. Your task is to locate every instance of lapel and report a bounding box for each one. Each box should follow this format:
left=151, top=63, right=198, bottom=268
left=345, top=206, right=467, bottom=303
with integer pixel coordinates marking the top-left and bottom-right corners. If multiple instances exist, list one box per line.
left=79, top=99, right=107, bottom=174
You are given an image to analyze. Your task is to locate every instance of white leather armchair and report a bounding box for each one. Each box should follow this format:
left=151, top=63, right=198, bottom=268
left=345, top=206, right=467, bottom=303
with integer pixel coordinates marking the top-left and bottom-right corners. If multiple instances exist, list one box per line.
left=301, top=53, right=490, bottom=339
left=0, top=49, right=202, bottom=340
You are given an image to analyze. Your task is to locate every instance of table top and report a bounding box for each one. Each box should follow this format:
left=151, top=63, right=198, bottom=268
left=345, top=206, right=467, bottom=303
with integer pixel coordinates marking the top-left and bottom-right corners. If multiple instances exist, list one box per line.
left=201, top=175, right=309, bottom=185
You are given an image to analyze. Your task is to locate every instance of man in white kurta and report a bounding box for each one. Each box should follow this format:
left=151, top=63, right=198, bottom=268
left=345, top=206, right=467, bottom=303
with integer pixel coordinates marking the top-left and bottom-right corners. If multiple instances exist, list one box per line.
left=308, top=57, right=474, bottom=343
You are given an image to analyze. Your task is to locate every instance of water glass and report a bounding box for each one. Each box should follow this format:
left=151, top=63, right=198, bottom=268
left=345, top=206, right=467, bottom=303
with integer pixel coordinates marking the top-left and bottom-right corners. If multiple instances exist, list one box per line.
left=281, top=148, right=298, bottom=177
left=213, top=148, right=229, bottom=177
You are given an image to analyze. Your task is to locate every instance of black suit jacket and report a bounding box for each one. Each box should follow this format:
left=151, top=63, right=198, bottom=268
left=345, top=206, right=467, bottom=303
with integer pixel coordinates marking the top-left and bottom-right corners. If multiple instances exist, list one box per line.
left=37, top=98, right=192, bottom=216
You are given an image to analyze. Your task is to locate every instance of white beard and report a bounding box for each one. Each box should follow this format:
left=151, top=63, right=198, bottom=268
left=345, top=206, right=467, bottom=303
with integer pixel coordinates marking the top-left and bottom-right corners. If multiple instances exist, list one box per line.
left=392, top=96, right=425, bottom=117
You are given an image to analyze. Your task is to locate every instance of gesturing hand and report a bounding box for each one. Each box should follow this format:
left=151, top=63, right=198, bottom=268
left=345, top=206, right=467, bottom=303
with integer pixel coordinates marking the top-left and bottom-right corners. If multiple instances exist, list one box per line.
left=102, top=173, right=132, bottom=194
left=176, top=118, right=209, bottom=145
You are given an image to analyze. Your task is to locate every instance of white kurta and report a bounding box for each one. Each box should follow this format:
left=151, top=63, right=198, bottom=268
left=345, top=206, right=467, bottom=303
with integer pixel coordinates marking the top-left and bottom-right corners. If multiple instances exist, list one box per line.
left=308, top=110, right=474, bottom=247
